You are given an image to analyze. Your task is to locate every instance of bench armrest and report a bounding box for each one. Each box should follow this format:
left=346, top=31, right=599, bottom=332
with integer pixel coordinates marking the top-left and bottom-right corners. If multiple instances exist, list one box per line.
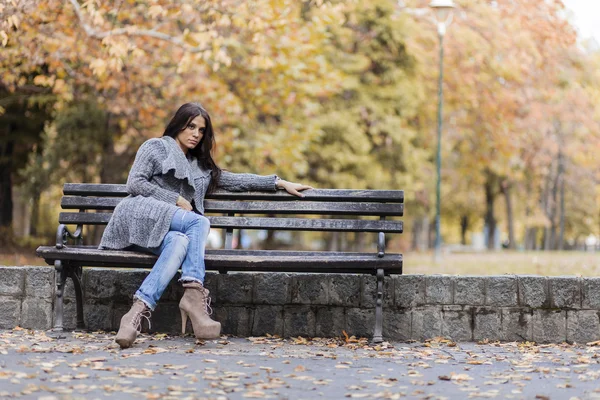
left=56, top=223, right=83, bottom=249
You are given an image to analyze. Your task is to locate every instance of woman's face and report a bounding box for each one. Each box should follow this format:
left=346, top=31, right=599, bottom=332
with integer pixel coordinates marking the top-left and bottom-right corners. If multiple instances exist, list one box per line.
left=175, top=115, right=206, bottom=153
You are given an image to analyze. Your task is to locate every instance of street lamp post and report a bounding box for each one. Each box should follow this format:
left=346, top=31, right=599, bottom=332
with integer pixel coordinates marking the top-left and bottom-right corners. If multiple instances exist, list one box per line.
left=430, top=0, right=455, bottom=263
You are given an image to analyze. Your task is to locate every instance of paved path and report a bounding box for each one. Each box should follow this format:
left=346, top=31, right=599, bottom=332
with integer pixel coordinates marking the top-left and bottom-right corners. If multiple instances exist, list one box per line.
left=1, top=329, right=600, bottom=399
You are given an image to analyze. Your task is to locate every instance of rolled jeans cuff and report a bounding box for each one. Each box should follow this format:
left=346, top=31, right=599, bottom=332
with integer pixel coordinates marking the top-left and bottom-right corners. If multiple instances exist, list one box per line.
left=134, top=292, right=156, bottom=311
left=179, top=276, right=203, bottom=285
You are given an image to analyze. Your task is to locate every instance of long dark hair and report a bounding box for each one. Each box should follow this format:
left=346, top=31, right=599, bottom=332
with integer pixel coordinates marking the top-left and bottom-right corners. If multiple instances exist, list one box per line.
left=163, top=102, right=221, bottom=193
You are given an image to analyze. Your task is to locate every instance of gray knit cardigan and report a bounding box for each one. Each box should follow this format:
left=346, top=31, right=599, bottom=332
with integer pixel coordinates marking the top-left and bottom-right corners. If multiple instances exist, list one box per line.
left=99, top=136, right=278, bottom=250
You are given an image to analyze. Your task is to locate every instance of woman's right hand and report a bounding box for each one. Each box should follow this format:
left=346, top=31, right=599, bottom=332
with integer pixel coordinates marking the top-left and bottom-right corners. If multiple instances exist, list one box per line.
left=177, top=196, right=193, bottom=211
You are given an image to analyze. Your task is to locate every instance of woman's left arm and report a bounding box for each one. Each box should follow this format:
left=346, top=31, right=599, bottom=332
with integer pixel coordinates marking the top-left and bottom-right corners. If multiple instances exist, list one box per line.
left=216, top=171, right=313, bottom=197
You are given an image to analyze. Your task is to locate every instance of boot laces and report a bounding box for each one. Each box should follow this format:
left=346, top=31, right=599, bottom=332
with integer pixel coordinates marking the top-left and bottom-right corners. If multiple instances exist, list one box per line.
left=132, top=309, right=152, bottom=332
left=203, top=291, right=214, bottom=316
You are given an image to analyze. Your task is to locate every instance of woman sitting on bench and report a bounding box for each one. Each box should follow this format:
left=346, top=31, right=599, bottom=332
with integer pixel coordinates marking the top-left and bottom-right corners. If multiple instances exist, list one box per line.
left=99, top=102, right=311, bottom=349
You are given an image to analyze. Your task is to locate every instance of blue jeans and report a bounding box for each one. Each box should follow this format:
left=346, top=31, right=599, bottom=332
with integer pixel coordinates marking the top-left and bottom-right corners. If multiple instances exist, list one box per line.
left=134, top=209, right=210, bottom=310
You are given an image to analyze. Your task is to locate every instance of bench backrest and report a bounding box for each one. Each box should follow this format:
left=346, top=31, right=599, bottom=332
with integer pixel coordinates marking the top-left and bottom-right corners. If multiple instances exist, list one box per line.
left=58, top=183, right=404, bottom=252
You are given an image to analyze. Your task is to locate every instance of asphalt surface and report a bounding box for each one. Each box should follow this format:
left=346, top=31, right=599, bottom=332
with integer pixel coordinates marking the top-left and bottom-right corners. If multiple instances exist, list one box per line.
left=1, top=329, right=600, bottom=399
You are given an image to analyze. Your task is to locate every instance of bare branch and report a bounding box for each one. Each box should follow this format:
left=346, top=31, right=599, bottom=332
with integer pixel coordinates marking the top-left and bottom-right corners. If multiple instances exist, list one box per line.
left=67, top=0, right=209, bottom=53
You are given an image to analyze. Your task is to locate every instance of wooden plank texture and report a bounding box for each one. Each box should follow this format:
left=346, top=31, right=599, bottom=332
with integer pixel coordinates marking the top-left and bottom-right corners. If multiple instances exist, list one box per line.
left=36, top=246, right=403, bottom=273
left=58, top=212, right=403, bottom=233
left=61, top=196, right=403, bottom=216
left=63, top=183, right=404, bottom=203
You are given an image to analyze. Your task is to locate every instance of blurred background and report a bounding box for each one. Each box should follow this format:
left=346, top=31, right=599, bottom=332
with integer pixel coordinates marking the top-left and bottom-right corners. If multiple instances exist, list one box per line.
left=0, top=0, right=598, bottom=274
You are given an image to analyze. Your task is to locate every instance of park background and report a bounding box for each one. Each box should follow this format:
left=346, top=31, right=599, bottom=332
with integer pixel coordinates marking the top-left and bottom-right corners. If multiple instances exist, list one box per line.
left=0, top=0, right=598, bottom=274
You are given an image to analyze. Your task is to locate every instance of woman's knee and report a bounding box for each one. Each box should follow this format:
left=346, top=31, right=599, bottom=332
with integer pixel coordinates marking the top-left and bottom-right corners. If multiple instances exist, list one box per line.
left=187, top=214, right=211, bottom=235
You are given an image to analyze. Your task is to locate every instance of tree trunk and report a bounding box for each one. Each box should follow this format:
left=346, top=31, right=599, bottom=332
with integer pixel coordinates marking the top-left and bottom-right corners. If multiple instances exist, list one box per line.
left=29, top=189, right=40, bottom=236
left=265, top=229, right=276, bottom=249
left=0, top=139, right=14, bottom=229
left=558, top=152, right=565, bottom=251
left=460, top=215, right=469, bottom=246
left=500, top=180, right=516, bottom=249
left=484, top=173, right=497, bottom=250
left=411, top=218, right=421, bottom=251
left=328, top=232, right=339, bottom=251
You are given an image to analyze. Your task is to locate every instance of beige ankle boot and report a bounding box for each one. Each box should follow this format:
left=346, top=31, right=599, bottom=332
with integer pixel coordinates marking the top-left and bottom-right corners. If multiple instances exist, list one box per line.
left=115, top=300, right=151, bottom=349
left=179, top=282, right=221, bottom=339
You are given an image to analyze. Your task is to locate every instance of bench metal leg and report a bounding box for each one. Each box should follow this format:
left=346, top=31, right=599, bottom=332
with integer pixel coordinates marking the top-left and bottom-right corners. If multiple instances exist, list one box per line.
left=53, top=260, right=66, bottom=331
left=372, top=268, right=384, bottom=343
left=70, top=266, right=85, bottom=330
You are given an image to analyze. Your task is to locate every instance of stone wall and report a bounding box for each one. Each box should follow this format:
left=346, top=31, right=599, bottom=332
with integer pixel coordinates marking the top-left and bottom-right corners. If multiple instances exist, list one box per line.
left=1, top=266, right=600, bottom=343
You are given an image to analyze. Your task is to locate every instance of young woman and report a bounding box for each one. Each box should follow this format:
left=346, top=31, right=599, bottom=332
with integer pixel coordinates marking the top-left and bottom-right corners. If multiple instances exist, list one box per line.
left=99, top=102, right=312, bottom=349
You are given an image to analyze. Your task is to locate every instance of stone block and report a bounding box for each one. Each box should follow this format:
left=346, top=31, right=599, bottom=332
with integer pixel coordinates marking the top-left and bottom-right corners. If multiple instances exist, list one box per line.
left=254, top=273, right=291, bottom=305
left=345, top=308, right=375, bottom=339
left=252, top=306, right=284, bottom=337
left=442, top=305, right=472, bottom=341
left=329, top=275, right=360, bottom=307
left=0, top=267, right=25, bottom=297
left=215, top=306, right=253, bottom=337
left=486, top=276, right=518, bottom=307
left=567, top=310, right=600, bottom=344
left=161, top=275, right=184, bottom=303
left=24, top=266, right=54, bottom=299
left=291, top=274, right=328, bottom=305
left=21, top=298, right=53, bottom=329
left=64, top=278, right=76, bottom=301
left=425, top=275, right=453, bottom=305
left=218, top=273, right=254, bottom=304
left=518, top=276, right=549, bottom=308
left=84, top=301, right=113, bottom=331
left=315, top=306, right=346, bottom=338
left=84, top=268, right=117, bottom=300
left=62, top=298, right=78, bottom=331
left=383, top=310, right=411, bottom=341
left=550, top=276, right=581, bottom=309
left=0, top=297, right=21, bottom=329
left=502, top=308, right=533, bottom=342
left=473, top=307, right=502, bottom=342
left=151, top=302, right=180, bottom=334
left=113, top=270, right=148, bottom=303
left=203, top=273, right=218, bottom=305
left=454, top=277, right=485, bottom=306
left=411, top=306, right=442, bottom=341
left=362, top=275, right=394, bottom=308
left=533, top=309, right=566, bottom=343
left=394, top=275, right=425, bottom=308
left=582, top=278, right=600, bottom=309
left=283, top=305, right=316, bottom=338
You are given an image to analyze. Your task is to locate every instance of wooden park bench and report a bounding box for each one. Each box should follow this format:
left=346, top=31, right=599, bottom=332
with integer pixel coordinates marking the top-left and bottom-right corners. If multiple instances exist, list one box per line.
left=36, top=183, right=404, bottom=342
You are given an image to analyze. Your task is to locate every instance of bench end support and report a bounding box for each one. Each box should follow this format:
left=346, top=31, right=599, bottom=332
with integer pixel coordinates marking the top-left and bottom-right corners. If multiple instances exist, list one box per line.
left=53, top=260, right=66, bottom=331
left=372, top=268, right=384, bottom=344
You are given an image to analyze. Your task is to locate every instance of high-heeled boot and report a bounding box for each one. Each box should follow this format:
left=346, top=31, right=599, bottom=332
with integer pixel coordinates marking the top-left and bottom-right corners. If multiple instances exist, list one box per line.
left=115, top=299, right=151, bottom=349
left=179, top=281, right=221, bottom=339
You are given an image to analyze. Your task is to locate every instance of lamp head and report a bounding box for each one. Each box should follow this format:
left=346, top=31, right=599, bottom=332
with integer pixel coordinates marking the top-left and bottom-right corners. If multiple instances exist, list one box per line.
left=429, top=0, right=455, bottom=24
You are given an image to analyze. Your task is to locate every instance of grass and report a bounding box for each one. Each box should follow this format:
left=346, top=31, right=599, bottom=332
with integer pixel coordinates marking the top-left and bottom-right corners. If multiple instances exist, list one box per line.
left=407, top=251, right=600, bottom=276
left=2, top=248, right=599, bottom=277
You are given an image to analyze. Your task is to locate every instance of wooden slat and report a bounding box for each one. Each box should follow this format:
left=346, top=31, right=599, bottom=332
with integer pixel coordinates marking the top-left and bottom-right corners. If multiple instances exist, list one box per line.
left=36, top=246, right=403, bottom=273
left=208, top=189, right=404, bottom=203
left=209, top=216, right=403, bottom=233
left=62, top=183, right=404, bottom=203
left=63, top=183, right=128, bottom=197
left=62, top=196, right=121, bottom=210
left=58, top=212, right=403, bottom=233
left=61, top=196, right=404, bottom=216
left=59, top=212, right=112, bottom=224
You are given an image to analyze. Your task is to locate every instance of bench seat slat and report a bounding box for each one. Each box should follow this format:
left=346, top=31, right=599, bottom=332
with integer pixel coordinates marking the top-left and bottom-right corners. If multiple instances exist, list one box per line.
left=36, top=246, right=403, bottom=273
left=61, top=197, right=404, bottom=216
left=58, top=212, right=403, bottom=233
left=62, top=183, right=404, bottom=203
